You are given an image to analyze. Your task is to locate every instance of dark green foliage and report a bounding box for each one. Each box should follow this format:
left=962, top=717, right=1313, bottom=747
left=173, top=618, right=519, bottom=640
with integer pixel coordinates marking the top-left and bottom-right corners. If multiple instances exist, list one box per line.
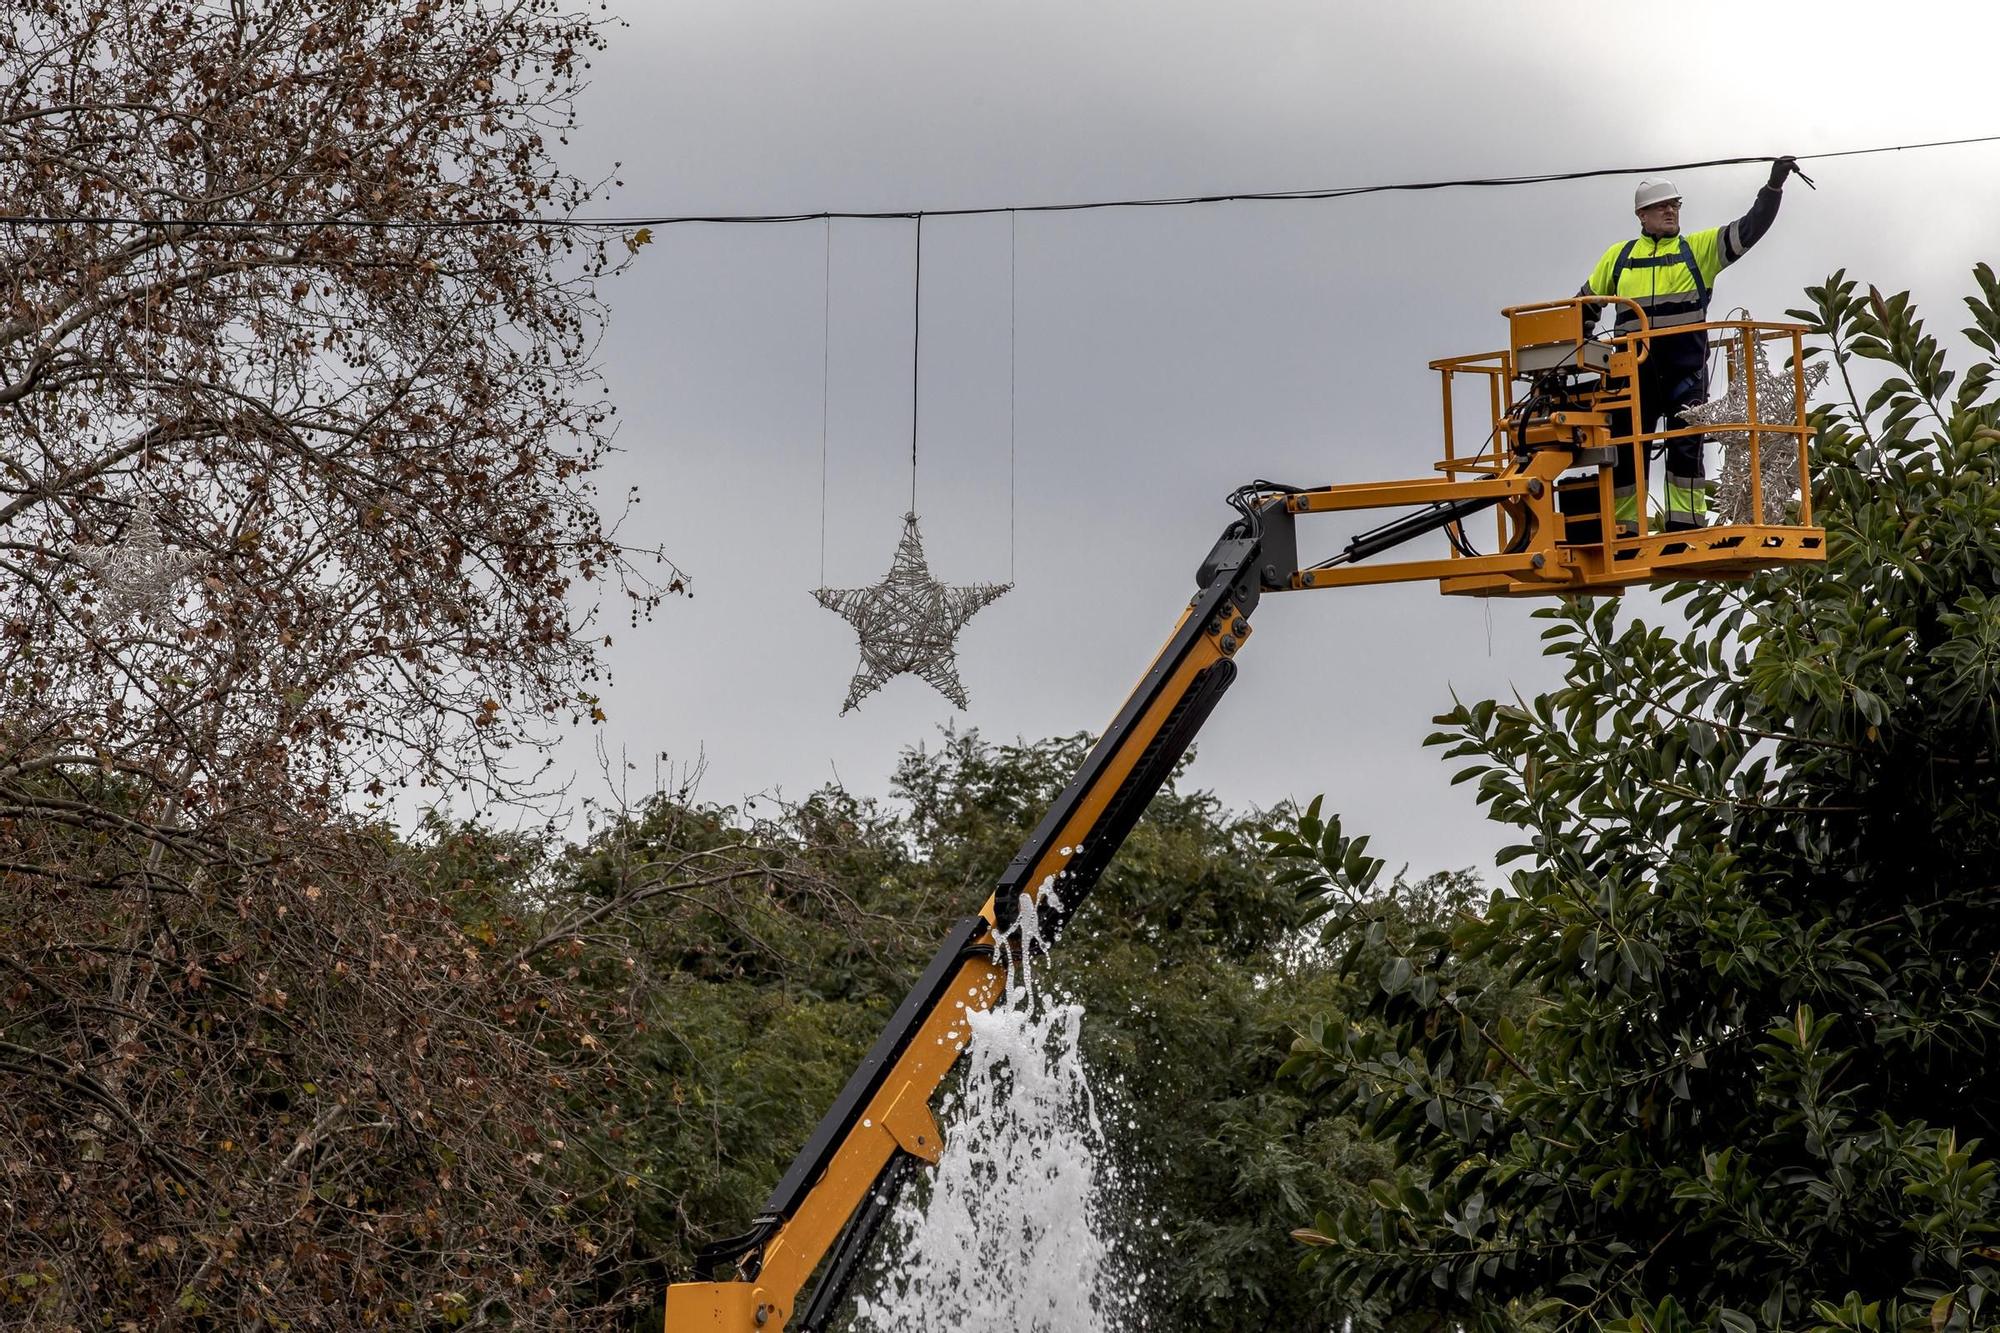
left=553, top=731, right=1392, bottom=1331
left=525, top=786, right=948, bottom=1316
left=1275, top=268, right=2000, bottom=1333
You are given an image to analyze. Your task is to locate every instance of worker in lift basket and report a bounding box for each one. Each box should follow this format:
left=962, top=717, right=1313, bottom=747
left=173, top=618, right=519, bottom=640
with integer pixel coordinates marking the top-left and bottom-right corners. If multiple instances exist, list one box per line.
left=1580, top=155, right=1805, bottom=532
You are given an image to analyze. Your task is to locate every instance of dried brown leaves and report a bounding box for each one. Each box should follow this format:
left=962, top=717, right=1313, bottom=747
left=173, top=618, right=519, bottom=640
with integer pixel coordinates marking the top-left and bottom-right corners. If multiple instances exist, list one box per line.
left=0, top=798, right=639, bottom=1327
left=0, top=1, right=680, bottom=1324
left=0, top=0, right=669, bottom=818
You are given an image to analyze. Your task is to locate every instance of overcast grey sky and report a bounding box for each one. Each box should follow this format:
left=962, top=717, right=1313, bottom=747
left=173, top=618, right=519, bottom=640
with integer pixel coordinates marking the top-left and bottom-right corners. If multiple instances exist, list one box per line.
left=542, top=0, right=2000, bottom=876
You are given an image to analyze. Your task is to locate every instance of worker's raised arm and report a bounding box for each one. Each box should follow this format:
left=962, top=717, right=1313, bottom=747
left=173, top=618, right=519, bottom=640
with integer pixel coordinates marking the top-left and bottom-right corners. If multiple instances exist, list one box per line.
left=1720, top=156, right=1798, bottom=265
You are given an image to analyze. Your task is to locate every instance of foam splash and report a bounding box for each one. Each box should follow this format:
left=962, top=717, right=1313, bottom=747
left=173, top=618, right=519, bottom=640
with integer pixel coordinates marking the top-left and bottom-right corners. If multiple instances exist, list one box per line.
left=848, top=887, right=1149, bottom=1333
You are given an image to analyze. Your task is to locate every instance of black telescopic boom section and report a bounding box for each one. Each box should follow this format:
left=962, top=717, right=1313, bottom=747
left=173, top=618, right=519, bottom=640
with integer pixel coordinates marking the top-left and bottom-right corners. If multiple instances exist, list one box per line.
left=1331, top=492, right=1501, bottom=566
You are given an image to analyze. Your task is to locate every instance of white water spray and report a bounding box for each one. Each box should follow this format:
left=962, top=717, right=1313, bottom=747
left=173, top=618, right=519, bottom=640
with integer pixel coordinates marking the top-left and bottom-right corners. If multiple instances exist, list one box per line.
left=848, top=886, right=1151, bottom=1333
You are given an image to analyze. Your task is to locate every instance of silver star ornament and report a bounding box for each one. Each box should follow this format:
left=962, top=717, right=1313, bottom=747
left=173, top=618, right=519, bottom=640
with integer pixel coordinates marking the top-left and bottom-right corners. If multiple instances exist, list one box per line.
left=1679, top=342, right=1829, bottom=525
left=814, top=512, right=1009, bottom=714
left=74, top=499, right=200, bottom=621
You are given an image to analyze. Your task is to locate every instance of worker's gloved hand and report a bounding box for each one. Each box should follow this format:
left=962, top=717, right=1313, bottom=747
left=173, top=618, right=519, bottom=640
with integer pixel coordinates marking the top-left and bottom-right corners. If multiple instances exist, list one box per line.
left=1768, top=155, right=1798, bottom=189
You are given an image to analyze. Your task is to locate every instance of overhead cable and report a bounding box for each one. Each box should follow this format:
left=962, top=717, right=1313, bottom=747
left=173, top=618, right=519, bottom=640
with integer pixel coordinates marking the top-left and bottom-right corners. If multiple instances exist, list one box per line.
left=1, top=133, right=1997, bottom=232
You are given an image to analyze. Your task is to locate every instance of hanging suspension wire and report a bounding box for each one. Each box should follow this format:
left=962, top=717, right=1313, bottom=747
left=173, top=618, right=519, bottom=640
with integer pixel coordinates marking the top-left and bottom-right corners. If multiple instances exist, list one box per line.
left=1008, top=209, right=1017, bottom=586
left=910, top=213, right=923, bottom=515
left=7, top=134, right=1998, bottom=233
left=819, top=216, right=832, bottom=588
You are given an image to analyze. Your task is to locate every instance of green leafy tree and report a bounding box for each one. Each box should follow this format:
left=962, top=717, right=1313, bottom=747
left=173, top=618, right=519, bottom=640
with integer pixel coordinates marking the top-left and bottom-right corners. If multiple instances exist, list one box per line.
left=1276, top=267, right=2000, bottom=1333
left=540, top=784, right=952, bottom=1315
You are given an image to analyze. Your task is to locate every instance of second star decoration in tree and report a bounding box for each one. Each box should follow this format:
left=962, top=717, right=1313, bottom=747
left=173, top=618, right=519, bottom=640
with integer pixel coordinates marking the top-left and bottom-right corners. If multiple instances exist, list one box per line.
left=815, top=512, right=1009, bottom=714
left=74, top=498, right=200, bottom=622
left=1679, top=341, right=1829, bottom=525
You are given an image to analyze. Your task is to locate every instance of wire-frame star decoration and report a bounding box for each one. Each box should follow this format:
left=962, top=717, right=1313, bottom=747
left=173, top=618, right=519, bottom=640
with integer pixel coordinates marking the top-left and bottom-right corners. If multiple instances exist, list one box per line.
left=74, top=499, right=200, bottom=622
left=1679, top=341, right=1829, bottom=525
left=814, top=512, right=1009, bottom=714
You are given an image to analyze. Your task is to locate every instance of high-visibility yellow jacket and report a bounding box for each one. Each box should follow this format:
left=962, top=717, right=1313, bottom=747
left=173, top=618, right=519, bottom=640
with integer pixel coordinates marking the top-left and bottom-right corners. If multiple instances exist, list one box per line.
left=1581, top=184, right=1783, bottom=345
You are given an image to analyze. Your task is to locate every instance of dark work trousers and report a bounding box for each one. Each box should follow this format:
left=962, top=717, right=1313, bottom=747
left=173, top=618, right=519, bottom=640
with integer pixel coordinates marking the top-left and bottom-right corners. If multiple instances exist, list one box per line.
left=1606, top=334, right=1711, bottom=529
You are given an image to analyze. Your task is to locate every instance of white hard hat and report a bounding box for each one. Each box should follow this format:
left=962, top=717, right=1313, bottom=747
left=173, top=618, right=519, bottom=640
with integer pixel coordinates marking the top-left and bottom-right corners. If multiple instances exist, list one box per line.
left=1634, top=178, right=1682, bottom=211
